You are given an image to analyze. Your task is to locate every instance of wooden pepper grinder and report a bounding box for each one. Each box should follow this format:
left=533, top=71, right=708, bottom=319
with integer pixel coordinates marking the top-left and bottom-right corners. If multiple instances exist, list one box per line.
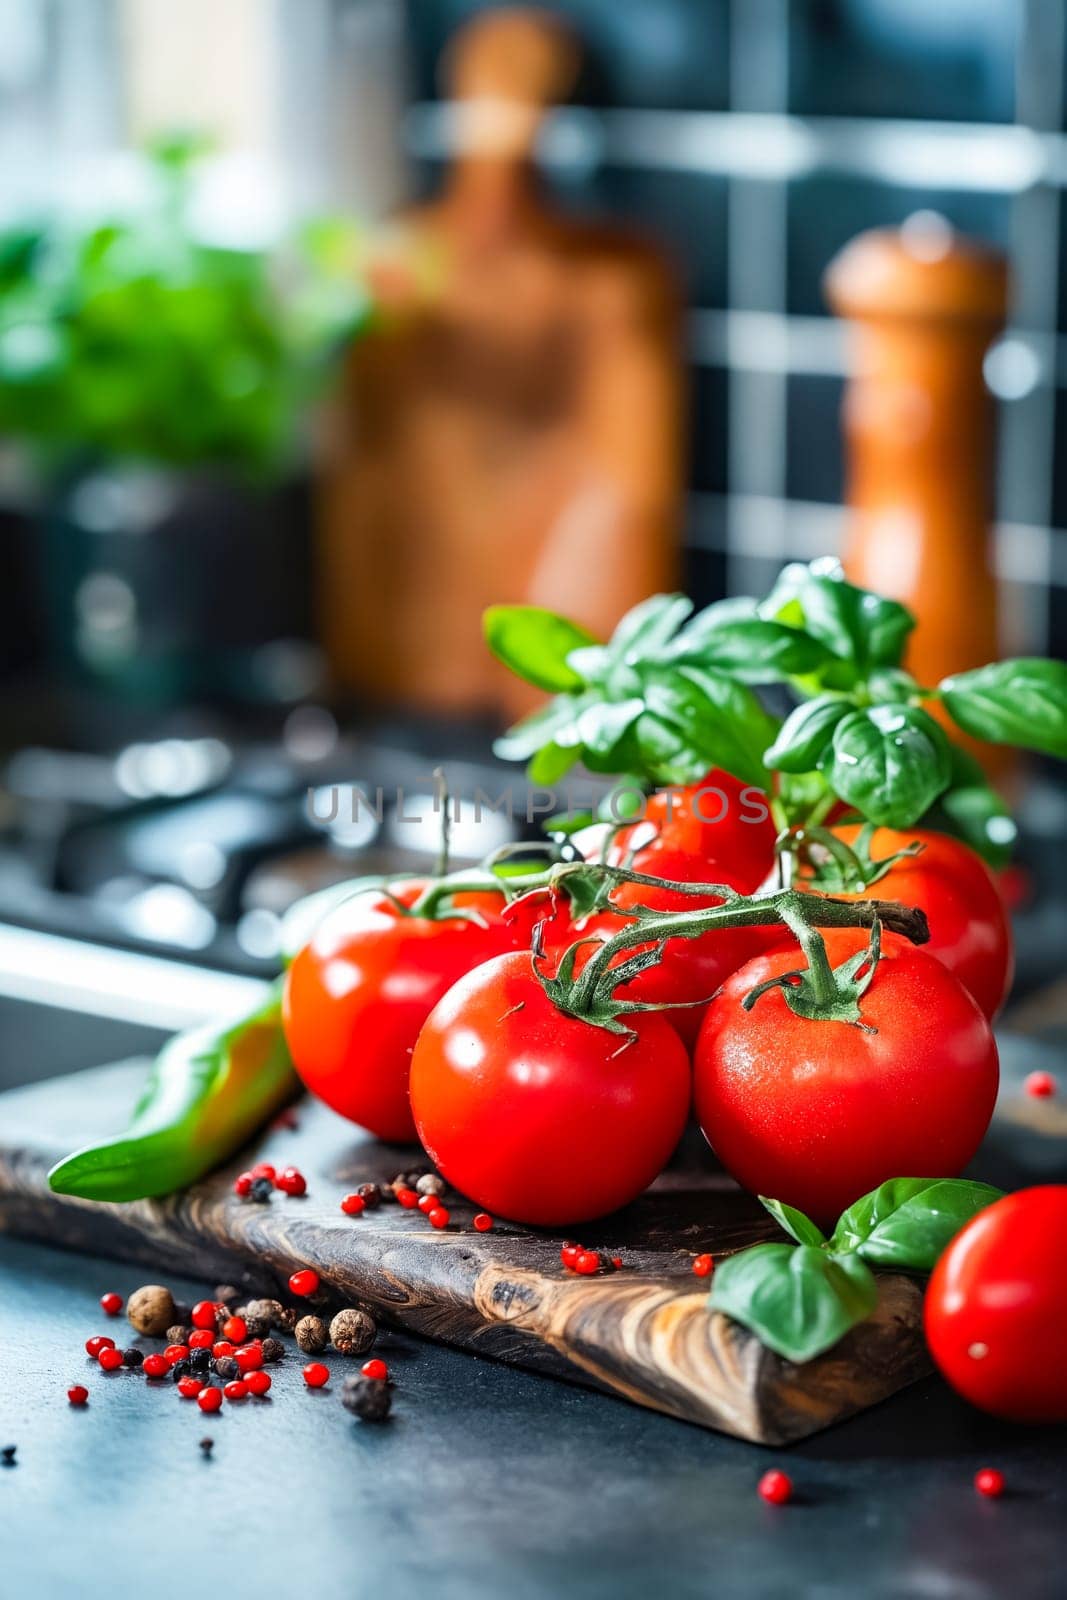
left=824, top=215, right=1008, bottom=706
left=315, top=7, right=683, bottom=719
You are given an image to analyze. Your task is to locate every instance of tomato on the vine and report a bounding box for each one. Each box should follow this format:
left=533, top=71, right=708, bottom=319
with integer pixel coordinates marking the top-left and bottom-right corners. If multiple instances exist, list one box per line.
left=568, top=771, right=778, bottom=1045
left=924, top=1185, right=1067, bottom=1423
left=409, top=950, right=692, bottom=1224
left=283, top=881, right=525, bottom=1140
left=693, top=927, right=999, bottom=1223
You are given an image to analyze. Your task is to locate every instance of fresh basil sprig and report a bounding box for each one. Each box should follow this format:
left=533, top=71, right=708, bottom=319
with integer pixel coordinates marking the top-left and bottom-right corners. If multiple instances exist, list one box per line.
left=708, top=1177, right=1002, bottom=1363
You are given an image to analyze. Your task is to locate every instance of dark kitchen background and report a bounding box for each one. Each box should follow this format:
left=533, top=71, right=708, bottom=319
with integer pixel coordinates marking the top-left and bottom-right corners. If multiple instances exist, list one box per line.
left=0, top=0, right=1064, bottom=1090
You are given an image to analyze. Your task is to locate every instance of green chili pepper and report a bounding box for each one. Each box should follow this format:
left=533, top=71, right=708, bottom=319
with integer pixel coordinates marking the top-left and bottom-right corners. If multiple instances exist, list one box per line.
left=47, top=985, right=299, bottom=1202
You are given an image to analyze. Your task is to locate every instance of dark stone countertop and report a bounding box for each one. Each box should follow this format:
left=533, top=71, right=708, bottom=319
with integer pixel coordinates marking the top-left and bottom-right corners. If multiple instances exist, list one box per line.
left=2, top=1233, right=1065, bottom=1600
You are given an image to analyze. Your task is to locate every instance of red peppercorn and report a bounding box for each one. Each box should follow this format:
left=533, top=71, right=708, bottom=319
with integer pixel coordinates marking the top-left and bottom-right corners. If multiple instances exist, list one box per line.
left=289, top=1268, right=320, bottom=1297
left=417, top=1193, right=438, bottom=1214
left=574, top=1250, right=600, bottom=1275
left=224, top=1381, right=248, bottom=1401
left=235, top=1344, right=263, bottom=1373
left=975, top=1468, right=1005, bottom=1498
left=191, top=1300, right=219, bottom=1331
left=560, top=1243, right=581, bottom=1270
left=212, top=1341, right=235, bottom=1359
left=98, top=1346, right=123, bottom=1371
left=758, top=1469, right=793, bottom=1505
left=692, top=1254, right=715, bottom=1278
left=245, top=1370, right=271, bottom=1397
left=340, top=1193, right=366, bottom=1216
left=85, top=1335, right=115, bottom=1357
left=197, top=1387, right=223, bottom=1413
left=361, top=1358, right=388, bottom=1381
left=177, top=1377, right=205, bottom=1398
left=395, top=1187, right=419, bottom=1209
left=67, top=1385, right=89, bottom=1406
left=163, top=1344, right=189, bottom=1365
left=188, top=1329, right=214, bottom=1350
left=251, top=1162, right=276, bottom=1181
left=222, top=1316, right=247, bottom=1344
left=473, top=1213, right=493, bottom=1232
left=428, top=1207, right=450, bottom=1229
left=99, top=1292, right=123, bottom=1316
left=233, top=1171, right=254, bottom=1197
left=142, top=1354, right=170, bottom=1379
left=611, top=1257, right=623, bottom=1270
left=303, top=1362, right=330, bottom=1388
left=1025, top=1070, right=1057, bottom=1098
left=276, top=1166, right=307, bottom=1197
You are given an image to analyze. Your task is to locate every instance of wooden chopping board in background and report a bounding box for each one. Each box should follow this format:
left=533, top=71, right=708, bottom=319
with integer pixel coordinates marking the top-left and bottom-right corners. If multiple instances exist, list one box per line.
left=1, top=1033, right=1061, bottom=1446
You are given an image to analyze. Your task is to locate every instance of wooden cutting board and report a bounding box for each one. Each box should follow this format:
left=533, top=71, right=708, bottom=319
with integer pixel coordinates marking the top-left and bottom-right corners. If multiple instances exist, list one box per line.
left=0, top=1035, right=1062, bottom=1446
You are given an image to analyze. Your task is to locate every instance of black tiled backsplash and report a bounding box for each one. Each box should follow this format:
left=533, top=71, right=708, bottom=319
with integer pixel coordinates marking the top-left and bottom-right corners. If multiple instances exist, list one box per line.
left=689, top=366, right=730, bottom=496
left=785, top=374, right=845, bottom=505
left=574, top=170, right=729, bottom=307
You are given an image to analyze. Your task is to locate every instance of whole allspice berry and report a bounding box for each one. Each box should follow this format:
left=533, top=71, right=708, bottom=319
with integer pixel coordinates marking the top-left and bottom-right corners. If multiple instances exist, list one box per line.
left=329, top=1308, right=377, bottom=1358
left=165, top=1323, right=190, bottom=1347
left=341, top=1375, right=392, bottom=1422
left=295, top=1315, right=328, bottom=1354
left=214, top=1356, right=240, bottom=1381
left=260, top=1337, right=285, bottom=1364
left=244, top=1297, right=284, bottom=1328
left=274, top=1305, right=299, bottom=1334
left=127, top=1285, right=177, bottom=1337
left=415, top=1174, right=445, bottom=1199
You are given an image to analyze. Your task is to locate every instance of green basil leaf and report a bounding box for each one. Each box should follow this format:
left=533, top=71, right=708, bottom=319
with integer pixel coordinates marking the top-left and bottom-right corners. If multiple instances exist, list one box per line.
left=830, top=1177, right=1003, bottom=1272
left=575, top=698, right=645, bottom=757
left=631, top=712, right=706, bottom=786
left=940, top=658, right=1067, bottom=759
left=484, top=605, right=598, bottom=693
left=823, top=705, right=951, bottom=827
left=764, top=695, right=851, bottom=773
left=526, top=740, right=580, bottom=786
left=760, top=1196, right=827, bottom=1248
left=671, top=595, right=760, bottom=652
left=607, top=593, right=694, bottom=664
left=642, top=665, right=778, bottom=789
left=670, top=619, right=836, bottom=683
left=709, top=1243, right=878, bottom=1363
left=867, top=667, right=919, bottom=704
left=492, top=695, right=590, bottom=762
left=760, top=561, right=915, bottom=673
left=924, top=745, right=1016, bottom=868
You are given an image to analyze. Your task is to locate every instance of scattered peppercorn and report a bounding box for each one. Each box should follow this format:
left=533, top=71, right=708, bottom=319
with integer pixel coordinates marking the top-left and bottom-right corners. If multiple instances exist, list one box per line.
left=214, top=1284, right=242, bottom=1308
left=122, top=1348, right=145, bottom=1369
left=1025, top=1070, right=1057, bottom=1098
left=275, top=1306, right=300, bottom=1333
left=188, top=1330, right=214, bottom=1351
left=190, top=1300, right=218, bottom=1331
left=250, top=1176, right=274, bottom=1203
left=85, top=1336, right=115, bottom=1358
left=198, top=1437, right=214, bottom=1455
left=261, top=1338, right=285, bottom=1364
left=67, top=1386, right=89, bottom=1406
left=178, top=1377, right=205, bottom=1399
left=214, top=1357, right=239, bottom=1382
left=574, top=1250, right=600, bottom=1275
left=473, top=1213, right=493, bottom=1232
left=212, top=1341, right=235, bottom=1359
left=295, top=1316, right=328, bottom=1354
left=289, top=1268, right=320, bottom=1298
left=340, top=1193, right=366, bottom=1217
left=395, top=1187, right=419, bottom=1209
left=276, top=1166, right=307, bottom=1197
left=234, top=1172, right=253, bottom=1197
left=198, top=1387, right=223, bottom=1414
left=341, top=1376, right=391, bottom=1422
left=245, top=1370, right=272, bottom=1396
left=98, top=1347, right=124, bottom=1371
left=417, top=1194, right=438, bottom=1215
left=329, top=1308, right=377, bottom=1358
left=189, top=1349, right=212, bottom=1374
left=428, top=1207, right=450, bottom=1229
left=975, top=1468, right=1005, bottom=1498
left=100, top=1291, right=123, bottom=1316
left=165, top=1324, right=190, bottom=1347
left=126, top=1284, right=177, bottom=1336
left=222, top=1315, right=248, bottom=1344
left=357, top=1183, right=382, bottom=1208
left=361, top=1358, right=388, bottom=1381
left=560, top=1243, right=580, bottom=1271
left=1, top=1446, right=17, bottom=1466
left=242, top=1315, right=270, bottom=1341
left=758, top=1470, right=793, bottom=1506
left=692, top=1254, right=714, bottom=1279
left=415, top=1174, right=445, bottom=1199
left=171, top=1362, right=192, bottom=1383
left=303, top=1362, right=330, bottom=1388
left=251, top=1162, right=276, bottom=1181
left=244, top=1298, right=283, bottom=1328
left=224, top=1380, right=249, bottom=1400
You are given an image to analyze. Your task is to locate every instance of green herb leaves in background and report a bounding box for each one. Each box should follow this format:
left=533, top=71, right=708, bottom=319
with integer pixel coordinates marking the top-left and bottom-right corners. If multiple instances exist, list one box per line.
left=708, top=1177, right=1002, bottom=1362
left=487, top=557, right=1067, bottom=860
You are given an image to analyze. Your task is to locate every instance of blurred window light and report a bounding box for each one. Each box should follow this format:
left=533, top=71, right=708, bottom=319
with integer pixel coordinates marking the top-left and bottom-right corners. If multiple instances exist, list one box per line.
left=114, top=738, right=231, bottom=800
left=283, top=705, right=339, bottom=764
left=236, top=907, right=283, bottom=961
left=178, top=841, right=228, bottom=892
left=899, top=209, right=954, bottom=262
left=308, top=786, right=380, bottom=853
left=118, top=883, right=217, bottom=950
left=984, top=338, right=1043, bottom=401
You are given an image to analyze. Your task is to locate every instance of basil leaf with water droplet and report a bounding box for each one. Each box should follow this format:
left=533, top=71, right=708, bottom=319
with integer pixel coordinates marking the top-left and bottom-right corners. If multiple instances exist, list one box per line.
left=822, top=705, right=951, bottom=827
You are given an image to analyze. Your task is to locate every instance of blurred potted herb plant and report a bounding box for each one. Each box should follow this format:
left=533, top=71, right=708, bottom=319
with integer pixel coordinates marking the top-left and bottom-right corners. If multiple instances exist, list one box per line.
left=0, top=133, right=380, bottom=702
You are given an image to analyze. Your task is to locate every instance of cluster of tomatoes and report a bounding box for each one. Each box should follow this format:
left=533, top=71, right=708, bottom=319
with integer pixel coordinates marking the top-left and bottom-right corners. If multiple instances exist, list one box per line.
left=282, top=769, right=1009, bottom=1229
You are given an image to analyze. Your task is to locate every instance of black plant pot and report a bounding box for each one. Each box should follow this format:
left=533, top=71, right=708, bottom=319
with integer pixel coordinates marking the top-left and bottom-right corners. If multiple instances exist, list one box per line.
left=40, top=464, right=315, bottom=705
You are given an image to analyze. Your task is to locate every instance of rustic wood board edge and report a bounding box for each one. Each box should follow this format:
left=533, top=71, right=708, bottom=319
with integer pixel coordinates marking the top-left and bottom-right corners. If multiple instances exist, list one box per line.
left=0, top=1059, right=932, bottom=1447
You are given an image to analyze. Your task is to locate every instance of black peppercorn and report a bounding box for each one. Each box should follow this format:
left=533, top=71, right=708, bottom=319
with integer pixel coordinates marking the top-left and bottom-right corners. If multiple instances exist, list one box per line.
left=199, top=1437, right=214, bottom=1455
left=190, top=1348, right=211, bottom=1374
left=214, top=1356, right=239, bottom=1381
left=1, top=1445, right=17, bottom=1466
left=260, top=1337, right=285, bottom=1364
left=122, top=1348, right=145, bottom=1368
left=250, top=1176, right=273, bottom=1202
left=341, top=1376, right=391, bottom=1422
left=171, top=1360, right=191, bottom=1382
left=242, top=1315, right=270, bottom=1341
left=357, top=1182, right=382, bottom=1208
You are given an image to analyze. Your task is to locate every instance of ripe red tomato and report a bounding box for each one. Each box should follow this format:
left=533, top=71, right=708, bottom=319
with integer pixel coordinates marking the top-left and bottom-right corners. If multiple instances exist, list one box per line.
left=283, top=881, right=523, bottom=1140
left=409, top=950, right=692, bottom=1224
left=693, top=927, right=999, bottom=1223
left=568, top=772, right=778, bottom=1046
left=924, top=1186, right=1067, bottom=1423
